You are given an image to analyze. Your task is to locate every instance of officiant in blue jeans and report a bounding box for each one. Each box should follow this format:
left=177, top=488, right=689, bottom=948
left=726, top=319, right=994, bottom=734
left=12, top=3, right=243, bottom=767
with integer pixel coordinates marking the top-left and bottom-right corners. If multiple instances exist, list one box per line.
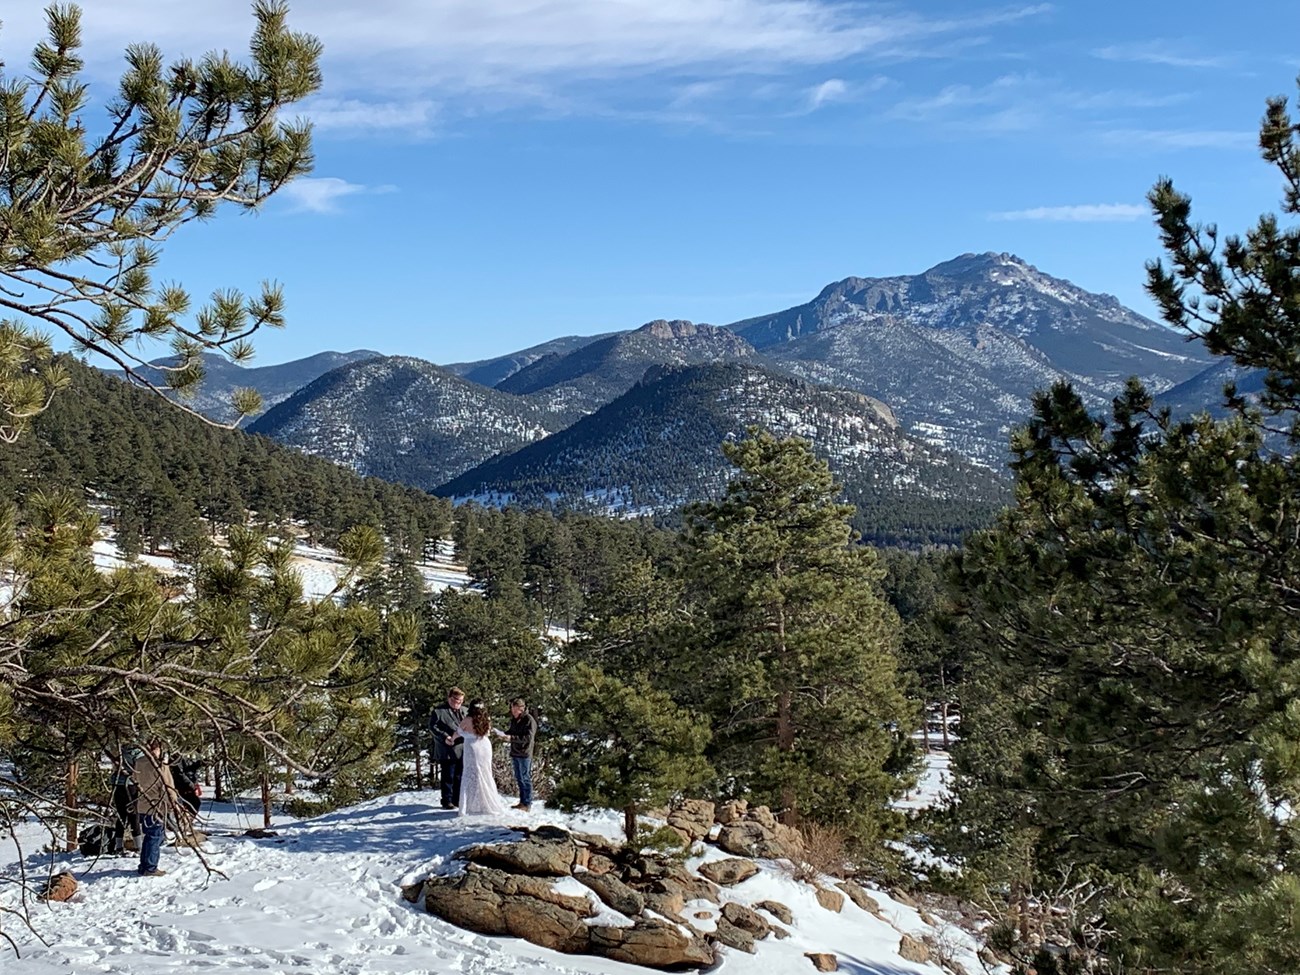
left=506, top=698, right=538, bottom=811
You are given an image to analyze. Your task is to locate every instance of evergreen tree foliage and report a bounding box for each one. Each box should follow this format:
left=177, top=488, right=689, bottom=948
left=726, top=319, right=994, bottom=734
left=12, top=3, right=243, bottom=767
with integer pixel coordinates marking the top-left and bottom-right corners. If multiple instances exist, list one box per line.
left=0, top=2, right=321, bottom=429
left=948, top=80, right=1300, bottom=974
left=549, top=663, right=710, bottom=844
left=680, top=428, right=915, bottom=846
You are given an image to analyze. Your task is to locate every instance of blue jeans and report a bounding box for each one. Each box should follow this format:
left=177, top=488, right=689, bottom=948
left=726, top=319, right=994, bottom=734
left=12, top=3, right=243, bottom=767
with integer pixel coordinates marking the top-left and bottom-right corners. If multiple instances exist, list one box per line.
left=138, top=814, right=164, bottom=873
left=512, top=756, right=533, bottom=807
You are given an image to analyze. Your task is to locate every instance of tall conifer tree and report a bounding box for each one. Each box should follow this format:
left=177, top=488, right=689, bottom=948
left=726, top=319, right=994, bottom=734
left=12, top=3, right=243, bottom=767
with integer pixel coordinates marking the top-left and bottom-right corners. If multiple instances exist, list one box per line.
left=681, top=428, right=914, bottom=846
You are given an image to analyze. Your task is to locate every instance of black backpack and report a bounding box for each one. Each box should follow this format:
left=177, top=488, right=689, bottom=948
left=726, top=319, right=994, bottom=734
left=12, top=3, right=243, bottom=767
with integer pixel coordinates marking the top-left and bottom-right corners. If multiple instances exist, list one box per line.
left=78, top=824, right=105, bottom=857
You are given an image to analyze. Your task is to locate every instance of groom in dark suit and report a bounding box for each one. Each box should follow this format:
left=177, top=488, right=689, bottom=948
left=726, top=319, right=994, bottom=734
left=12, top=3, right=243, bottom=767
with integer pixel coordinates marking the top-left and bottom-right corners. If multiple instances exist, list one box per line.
left=430, top=686, right=466, bottom=809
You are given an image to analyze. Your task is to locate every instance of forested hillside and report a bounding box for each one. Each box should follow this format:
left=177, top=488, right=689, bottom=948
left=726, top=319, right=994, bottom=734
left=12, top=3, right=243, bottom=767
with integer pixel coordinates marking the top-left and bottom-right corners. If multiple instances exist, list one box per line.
left=0, top=360, right=453, bottom=554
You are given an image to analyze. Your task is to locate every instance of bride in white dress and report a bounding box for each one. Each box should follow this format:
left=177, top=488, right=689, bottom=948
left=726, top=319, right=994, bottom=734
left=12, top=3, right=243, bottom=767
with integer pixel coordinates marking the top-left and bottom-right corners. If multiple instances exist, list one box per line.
left=456, top=701, right=508, bottom=816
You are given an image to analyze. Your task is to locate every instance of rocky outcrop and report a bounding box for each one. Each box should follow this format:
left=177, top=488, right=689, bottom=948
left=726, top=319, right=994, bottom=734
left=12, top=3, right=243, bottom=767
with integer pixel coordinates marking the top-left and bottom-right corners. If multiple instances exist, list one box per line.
left=576, top=871, right=645, bottom=916
left=805, top=952, right=839, bottom=971
left=456, top=825, right=577, bottom=876
left=589, top=919, right=715, bottom=969
left=666, top=800, right=715, bottom=842
left=422, top=864, right=594, bottom=953
left=698, top=857, right=758, bottom=886
left=716, top=805, right=804, bottom=860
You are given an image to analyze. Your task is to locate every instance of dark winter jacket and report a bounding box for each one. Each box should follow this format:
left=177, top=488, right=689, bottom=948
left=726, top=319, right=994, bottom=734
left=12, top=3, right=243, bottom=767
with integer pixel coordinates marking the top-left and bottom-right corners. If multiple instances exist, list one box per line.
left=505, top=712, right=538, bottom=760
left=430, top=704, right=466, bottom=762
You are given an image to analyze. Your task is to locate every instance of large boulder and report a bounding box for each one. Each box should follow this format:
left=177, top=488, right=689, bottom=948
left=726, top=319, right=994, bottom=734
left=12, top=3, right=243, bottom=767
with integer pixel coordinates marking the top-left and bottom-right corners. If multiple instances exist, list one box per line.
left=814, top=887, right=845, bottom=913
left=698, top=857, right=758, bottom=886
left=837, top=880, right=879, bottom=915
left=716, top=807, right=804, bottom=860
left=589, top=919, right=715, bottom=969
left=576, top=871, right=646, bottom=916
left=423, top=865, right=594, bottom=953
left=899, top=934, right=931, bottom=964
left=755, top=899, right=793, bottom=925
left=709, top=916, right=755, bottom=954
left=805, top=952, right=839, bottom=971
left=715, top=799, right=748, bottom=825
left=721, top=902, right=772, bottom=939
left=666, top=800, right=715, bottom=841
left=456, top=825, right=577, bottom=877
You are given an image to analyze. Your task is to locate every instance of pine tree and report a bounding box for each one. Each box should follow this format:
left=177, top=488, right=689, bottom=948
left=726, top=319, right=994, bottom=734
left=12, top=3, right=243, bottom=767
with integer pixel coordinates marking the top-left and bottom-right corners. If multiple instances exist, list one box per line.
left=549, top=663, right=710, bottom=844
left=0, top=2, right=321, bottom=431
left=680, top=428, right=914, bottom=847
left=948, top=78, right=1300, bottom=968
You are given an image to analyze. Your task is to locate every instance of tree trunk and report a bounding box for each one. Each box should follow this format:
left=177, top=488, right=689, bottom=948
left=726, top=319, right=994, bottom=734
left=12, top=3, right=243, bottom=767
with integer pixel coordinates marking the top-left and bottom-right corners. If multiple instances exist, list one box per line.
left=284, top=769, right=295, bottom=795
left=65, top=759, right=79, bottom=852
left=775, top=601, right=798, bottom=824
left=624, top=804, right=638, bottom=845
left=214, top=761, right=225, bottom=803
left=261, top=768, right=272, bottom=827
left=939, top=665, right=951, bottom=750
left=414, top=725, right=424, bottom=790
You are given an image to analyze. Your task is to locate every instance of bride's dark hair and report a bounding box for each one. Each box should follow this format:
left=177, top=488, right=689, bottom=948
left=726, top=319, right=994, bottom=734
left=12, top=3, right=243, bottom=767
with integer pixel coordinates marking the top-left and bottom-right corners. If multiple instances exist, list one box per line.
left=469, top=700, right=491, bottom=737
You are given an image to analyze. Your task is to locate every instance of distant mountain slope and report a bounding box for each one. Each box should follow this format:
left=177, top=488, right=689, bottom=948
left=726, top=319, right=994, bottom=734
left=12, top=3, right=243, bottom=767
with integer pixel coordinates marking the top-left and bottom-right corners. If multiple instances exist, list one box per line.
left=438, top=362, right=1007, bottom=546
left=444, top=333, right=616, bottom=388
left=493, top=319, right=756, bottom=419
left=126, top=349, right=382, bottom=424
left=248, top=355, right=563, bottom=490
left=728, top=253, right=1212, bottom=464
left=1156, top=359, right=1267, bottom=418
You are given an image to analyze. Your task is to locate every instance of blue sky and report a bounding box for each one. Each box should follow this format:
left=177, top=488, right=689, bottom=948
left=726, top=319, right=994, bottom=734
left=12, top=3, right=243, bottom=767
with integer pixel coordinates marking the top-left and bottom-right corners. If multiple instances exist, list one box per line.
left=6, top=1, right=1298, bottom=364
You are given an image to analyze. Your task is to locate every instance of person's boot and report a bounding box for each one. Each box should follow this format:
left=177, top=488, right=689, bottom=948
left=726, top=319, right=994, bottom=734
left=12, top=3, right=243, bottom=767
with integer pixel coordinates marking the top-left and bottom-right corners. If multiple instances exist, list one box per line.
left=127, top=832, right=141, bottom=852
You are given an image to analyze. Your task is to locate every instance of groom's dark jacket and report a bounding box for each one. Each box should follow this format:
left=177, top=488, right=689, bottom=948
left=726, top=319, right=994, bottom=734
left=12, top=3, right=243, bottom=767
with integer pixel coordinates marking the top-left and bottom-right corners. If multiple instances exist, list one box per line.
left=430, top=704, right=465, bottom=761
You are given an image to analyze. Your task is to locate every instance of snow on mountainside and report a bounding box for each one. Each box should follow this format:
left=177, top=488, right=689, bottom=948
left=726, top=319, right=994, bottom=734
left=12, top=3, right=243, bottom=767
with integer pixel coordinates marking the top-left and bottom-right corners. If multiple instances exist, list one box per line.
left=439, top=362, right=1006, bottom=545
left=123, top=349, right=382, bottom=424
left=493, top=319, right=756, bottom=420
left=249, top=355, right=564, bottom=491
left=728, top=253, right=1213, bottom=465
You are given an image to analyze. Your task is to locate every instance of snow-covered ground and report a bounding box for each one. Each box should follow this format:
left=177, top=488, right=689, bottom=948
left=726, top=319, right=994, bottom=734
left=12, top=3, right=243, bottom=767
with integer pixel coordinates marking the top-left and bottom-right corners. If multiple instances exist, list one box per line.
left=89, top=537, right=472, bottom=603
left=4, top=787, right=988, bottom=975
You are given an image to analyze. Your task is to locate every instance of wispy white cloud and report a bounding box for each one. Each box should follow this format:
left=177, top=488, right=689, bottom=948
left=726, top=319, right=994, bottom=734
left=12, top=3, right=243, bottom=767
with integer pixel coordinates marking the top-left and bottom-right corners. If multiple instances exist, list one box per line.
left=807, top=79, right=848, bottom=111
left=303, top=98, right=438, bottom=133
left=4, top=1, right=1053, bottom=106
left=990, top=203, right=1148, bottom=222
left=1094, top=41, right=1230, bottom=70
left=279, top=177, right=396, bottom=214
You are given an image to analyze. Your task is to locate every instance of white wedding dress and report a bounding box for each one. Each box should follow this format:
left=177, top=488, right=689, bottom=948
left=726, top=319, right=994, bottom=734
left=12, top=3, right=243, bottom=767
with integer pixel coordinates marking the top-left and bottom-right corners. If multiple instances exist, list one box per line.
left=458, top=726, right=507, bottom=816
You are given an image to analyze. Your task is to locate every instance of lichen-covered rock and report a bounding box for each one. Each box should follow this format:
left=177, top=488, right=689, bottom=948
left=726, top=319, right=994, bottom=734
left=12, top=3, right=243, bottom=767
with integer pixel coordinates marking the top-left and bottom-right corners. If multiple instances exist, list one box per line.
left=666, top=800, right=715, bottom=841
left=899, top=933, right=931, bottom=964
left=709, top=915, right=756, bottom=954
left=755, top=899, right=793, bottom=925
left=721, top=902, right=771, bottom=939
left=589, top=919, right=715, bottom=969
left=698, top=857, right=758, bottom=886
left=422, top=864, right=594, bottom=952
left=715, top=808, right=804, bottom=860
left=576, top=871, right=645, bottom=917
left=456, top=825, right=578, bottom=877
left=814, top=887, right=845, bottom=913
left=837, top=880, right=880, bottom=915
left=587, top=853, right=616, bottom=875
left=715, top=799, right=748, bottom=825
